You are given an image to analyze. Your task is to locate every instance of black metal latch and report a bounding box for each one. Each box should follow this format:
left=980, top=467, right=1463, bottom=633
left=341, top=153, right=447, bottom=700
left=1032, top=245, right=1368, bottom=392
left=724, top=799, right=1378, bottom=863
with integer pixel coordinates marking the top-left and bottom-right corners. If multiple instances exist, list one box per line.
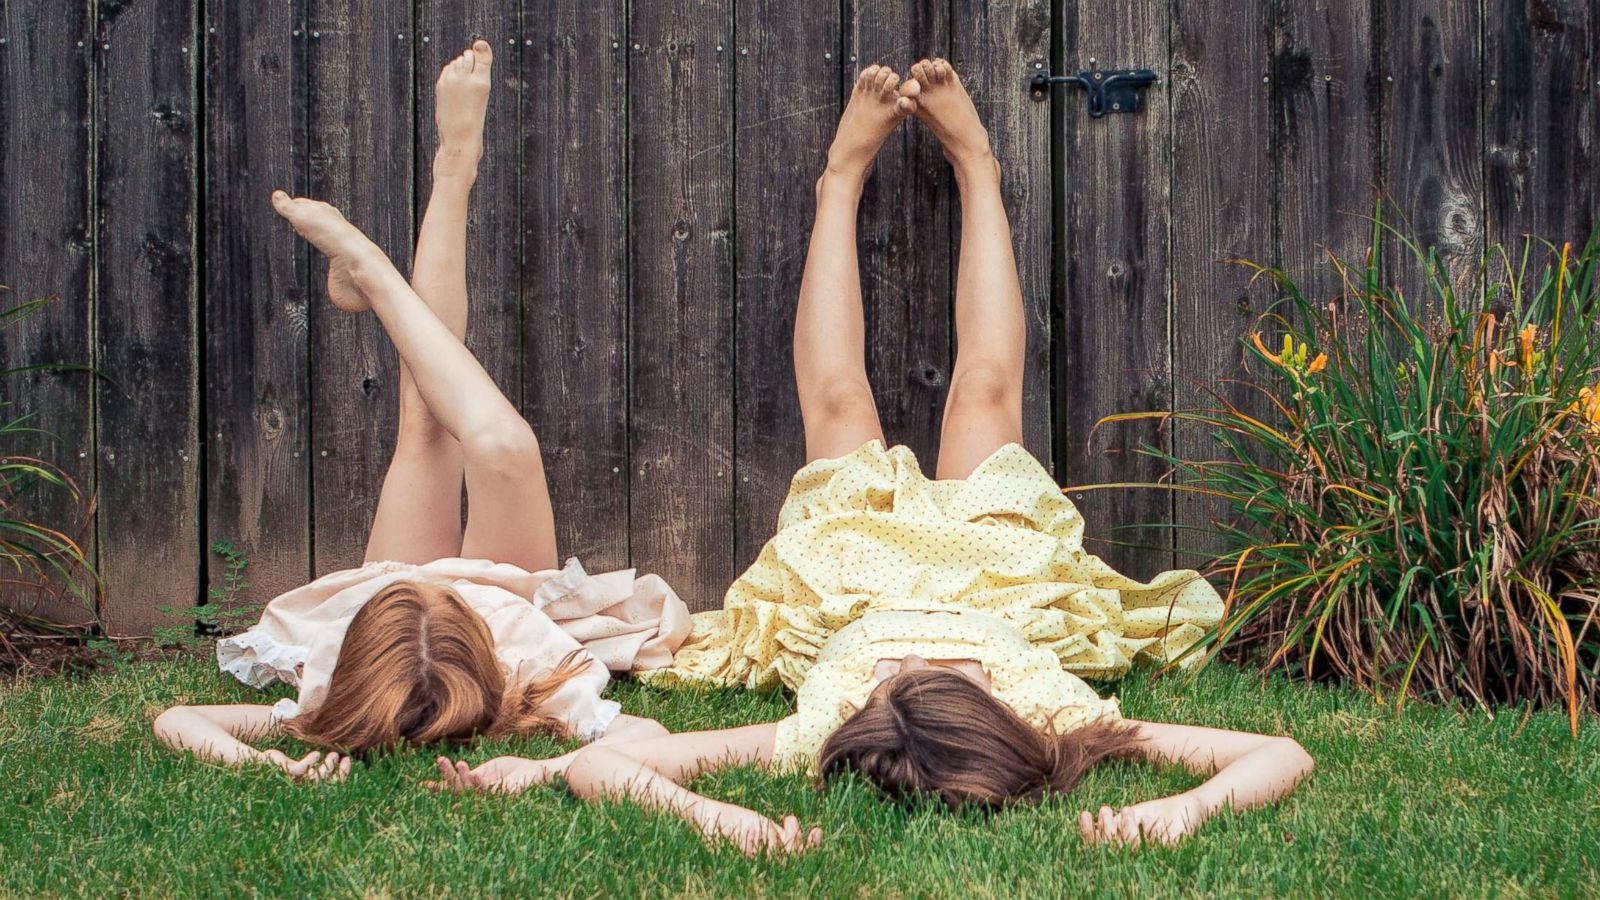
left=1029, top=60, right=1159, bottom=117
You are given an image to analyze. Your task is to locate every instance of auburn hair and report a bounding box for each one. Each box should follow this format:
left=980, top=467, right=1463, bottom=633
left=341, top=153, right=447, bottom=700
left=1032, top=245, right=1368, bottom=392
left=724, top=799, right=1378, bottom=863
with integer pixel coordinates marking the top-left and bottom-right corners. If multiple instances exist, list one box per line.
left=284, top=580, right=584, bottom=754
left=817, top=667, right=1141, bottom=810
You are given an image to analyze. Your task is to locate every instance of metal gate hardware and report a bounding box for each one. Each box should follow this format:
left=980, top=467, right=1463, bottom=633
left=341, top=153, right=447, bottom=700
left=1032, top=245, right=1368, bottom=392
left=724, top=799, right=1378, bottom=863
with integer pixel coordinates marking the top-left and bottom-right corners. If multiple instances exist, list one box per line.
left=1029, top=64, right=1159, bottom=117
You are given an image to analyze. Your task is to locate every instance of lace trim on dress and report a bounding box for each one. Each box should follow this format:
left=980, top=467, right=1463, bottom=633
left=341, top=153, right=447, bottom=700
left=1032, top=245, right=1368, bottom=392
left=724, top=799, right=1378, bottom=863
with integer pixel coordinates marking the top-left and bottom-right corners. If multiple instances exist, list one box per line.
left=216, top=628, right=309, bottom=689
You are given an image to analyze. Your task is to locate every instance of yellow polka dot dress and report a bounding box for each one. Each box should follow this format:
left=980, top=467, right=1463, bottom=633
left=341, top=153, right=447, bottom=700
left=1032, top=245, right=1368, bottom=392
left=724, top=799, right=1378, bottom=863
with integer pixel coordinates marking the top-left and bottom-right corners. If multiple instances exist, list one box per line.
left=647, top=440, right=1223, bottom=764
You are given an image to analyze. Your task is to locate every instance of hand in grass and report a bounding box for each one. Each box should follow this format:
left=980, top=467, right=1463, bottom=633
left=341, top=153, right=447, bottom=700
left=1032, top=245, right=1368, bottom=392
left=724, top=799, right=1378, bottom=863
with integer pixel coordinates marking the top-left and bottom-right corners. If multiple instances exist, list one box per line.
left=701, top=806, right=822, bottom=857
left=1078, top=793, right=1205, bottom=847
left=256, top=749, right=350, bottom=783
left=424, top=755, right=560, bottom=795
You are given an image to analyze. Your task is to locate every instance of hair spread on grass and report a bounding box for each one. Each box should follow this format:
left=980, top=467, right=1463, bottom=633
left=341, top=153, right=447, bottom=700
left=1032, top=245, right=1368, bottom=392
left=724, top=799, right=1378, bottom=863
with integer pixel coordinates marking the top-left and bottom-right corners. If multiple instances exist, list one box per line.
left=284, top=580, right=584, bottom=754
left=816, top=668, right=1141, bottom=810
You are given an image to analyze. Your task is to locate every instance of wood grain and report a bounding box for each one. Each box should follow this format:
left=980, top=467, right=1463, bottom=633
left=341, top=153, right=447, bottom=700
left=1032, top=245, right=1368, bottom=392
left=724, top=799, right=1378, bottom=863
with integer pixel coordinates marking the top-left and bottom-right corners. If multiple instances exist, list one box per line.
left=203, top=0, right=312, bottom=610
left=629, top=2, right=736, bottom=610
left=1057, top=0, right=1173, bottom=576
left=1379, top=1, right=1483, bottom=304
left=306, top=0, right=413, bottom=572
left=732, top=0, right=841, bottom=571
left=1169, top=0, right=1274, bottom=564
left=1485, top=0, right=1597, bottom=254
left=94, top=0, right=200, bottom=634
left=520, top=1, right=630, bottom=571
left=1275, top=0, right=1379, bottom=282
left=0, top=0, right=97, bottom=624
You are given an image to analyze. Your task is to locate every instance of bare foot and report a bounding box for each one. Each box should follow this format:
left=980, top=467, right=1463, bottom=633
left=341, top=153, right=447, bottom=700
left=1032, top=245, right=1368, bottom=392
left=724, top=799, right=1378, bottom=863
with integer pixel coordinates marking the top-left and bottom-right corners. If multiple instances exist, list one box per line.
left=270, top=191, right=388, bottom=313
left=908, top=58, right=996, bottom=178
left=434, top=39, right=494, bottom=177
left=824, top=65, right=920, bottom=182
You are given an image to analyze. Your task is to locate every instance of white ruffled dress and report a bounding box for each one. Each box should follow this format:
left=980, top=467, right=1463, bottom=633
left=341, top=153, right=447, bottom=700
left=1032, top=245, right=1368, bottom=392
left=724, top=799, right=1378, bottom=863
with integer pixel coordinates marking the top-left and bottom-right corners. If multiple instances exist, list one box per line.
left=217, top=557, right=692, bottom=742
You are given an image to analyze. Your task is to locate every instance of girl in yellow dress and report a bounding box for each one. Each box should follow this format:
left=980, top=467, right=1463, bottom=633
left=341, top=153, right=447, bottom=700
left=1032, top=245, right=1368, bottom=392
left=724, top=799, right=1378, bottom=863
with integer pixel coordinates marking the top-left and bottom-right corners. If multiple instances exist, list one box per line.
left=432, top=59, right=1313, bottom=856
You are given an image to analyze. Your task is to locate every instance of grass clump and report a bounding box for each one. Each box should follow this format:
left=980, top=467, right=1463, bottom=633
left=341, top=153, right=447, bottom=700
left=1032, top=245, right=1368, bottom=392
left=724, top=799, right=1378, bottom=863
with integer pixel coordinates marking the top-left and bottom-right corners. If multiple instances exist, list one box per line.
left=1118, top=227, right=1600, bottom=727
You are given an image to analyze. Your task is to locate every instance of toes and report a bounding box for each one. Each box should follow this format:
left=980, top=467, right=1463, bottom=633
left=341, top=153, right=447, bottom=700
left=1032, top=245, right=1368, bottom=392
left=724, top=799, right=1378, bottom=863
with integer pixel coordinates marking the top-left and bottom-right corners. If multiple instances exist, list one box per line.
left=271, top=190, right=292, bottom=211
left=874, top=67, right=894, bottom=92
left=473, top=38, right=493, bottom=67
left=911, top=59, right=931, bottom=83
left=894, top=96, right=917, bottom=117
left=882, top=72, right=901, bottom=96
left=898, top=77, right=922, bottom=100
left=857, top=65, right=881, bottom=91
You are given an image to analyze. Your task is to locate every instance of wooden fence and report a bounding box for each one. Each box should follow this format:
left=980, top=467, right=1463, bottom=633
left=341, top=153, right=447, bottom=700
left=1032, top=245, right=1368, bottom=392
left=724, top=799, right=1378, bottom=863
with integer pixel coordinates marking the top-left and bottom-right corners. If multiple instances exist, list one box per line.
left=2, top=0, right=1594, bottom=634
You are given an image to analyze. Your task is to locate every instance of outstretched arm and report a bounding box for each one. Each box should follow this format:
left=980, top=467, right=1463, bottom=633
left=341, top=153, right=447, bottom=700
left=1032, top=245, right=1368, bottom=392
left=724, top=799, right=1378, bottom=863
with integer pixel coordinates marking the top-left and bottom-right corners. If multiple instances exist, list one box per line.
left=433, top=721, right=819, bottom=856
left=152, top=704, right=350, bottom=782
left=1079, top=720, right=1314, bottom=847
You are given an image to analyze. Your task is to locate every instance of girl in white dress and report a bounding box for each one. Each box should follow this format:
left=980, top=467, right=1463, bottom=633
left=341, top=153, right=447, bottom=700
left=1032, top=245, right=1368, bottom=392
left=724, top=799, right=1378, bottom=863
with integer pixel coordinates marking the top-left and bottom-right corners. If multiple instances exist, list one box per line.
left=154, top=42, right=689, bottom=780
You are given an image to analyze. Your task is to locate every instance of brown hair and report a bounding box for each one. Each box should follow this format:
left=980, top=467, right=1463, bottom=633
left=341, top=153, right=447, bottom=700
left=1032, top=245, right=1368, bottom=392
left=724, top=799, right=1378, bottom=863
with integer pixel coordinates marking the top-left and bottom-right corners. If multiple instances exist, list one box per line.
left=817, top=668, right=1141, bottom=810
left=284, top=580, right=584, bottom=754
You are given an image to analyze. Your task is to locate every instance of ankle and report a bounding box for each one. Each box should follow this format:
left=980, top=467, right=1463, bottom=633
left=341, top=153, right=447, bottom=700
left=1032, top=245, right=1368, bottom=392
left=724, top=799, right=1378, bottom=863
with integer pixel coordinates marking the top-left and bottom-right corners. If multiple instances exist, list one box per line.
left=433, top=144, right=482, bottom=180
left=952, top=150, right=1001, bottom=188
left=816, top=167, right=866, bottom=201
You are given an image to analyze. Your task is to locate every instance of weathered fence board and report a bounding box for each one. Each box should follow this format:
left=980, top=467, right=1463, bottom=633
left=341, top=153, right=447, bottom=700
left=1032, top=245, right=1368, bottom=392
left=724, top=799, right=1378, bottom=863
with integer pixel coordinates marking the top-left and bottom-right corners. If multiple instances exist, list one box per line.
left=1485, top=0, right=1597, bottom=255
left=0, top=0, right=96, bottom=623
left=1169, top=0, right=1275, bottom=563
left=6, top=2, right=1598, bottom=630
left=1274, top=0, right=1379, bottom=284
left=202, top=0, right=312, bottom=609
left=94, top=0, right=200, bottom=634
left=306, top=1, right=413, bottom=572
left=628, top=2, right=737, bottom=610
left=852, top=0, right=952, bottom=469
left=520, top=1, right=630, bottom=572
left=1380, top=1, right=1483, bottom=301
left=732, top=0, right=840, bottom=570
left=1057, top=0, right=1173, bottom=577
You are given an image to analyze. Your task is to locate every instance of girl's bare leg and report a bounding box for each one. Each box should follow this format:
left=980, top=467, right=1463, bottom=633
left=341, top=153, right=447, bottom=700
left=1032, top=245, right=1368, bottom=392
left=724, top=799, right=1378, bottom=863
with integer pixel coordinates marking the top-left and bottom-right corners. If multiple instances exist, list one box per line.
left=795, top=66, right=919, bottom=462
left=364, top=41, right=496, bottom=564
left=275, top=190, right=558, bottom=573
left=911, top=59, right=1026, bottom=481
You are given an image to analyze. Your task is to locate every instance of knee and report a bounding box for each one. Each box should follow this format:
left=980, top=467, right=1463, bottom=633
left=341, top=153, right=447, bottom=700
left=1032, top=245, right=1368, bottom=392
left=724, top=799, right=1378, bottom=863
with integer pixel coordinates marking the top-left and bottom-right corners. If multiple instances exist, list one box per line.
left=809, top=376, right=876, bottom=423
left=461, top=417, right=541, bottom=478
left=946, top=364, right=1016, bottom=412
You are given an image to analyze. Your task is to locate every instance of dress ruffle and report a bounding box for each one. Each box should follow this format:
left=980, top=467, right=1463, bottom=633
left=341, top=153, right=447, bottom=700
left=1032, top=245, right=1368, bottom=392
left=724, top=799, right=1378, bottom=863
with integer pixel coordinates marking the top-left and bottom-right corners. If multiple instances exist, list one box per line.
left=649, top=441, right=1223, bottom=691
left=217, top=556, right=691, bottom=741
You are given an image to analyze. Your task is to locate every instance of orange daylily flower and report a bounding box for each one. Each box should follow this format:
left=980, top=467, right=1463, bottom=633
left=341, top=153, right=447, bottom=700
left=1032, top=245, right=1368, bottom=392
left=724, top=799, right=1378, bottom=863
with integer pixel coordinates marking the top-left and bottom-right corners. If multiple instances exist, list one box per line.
left=1307, top=353, right=1327, bottom=374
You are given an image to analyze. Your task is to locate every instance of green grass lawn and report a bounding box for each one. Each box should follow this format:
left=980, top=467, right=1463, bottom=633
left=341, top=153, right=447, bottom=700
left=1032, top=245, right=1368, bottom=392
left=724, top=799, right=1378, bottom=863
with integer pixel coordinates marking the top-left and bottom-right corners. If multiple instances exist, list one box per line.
left=2, top=655, right=1596, bottom=898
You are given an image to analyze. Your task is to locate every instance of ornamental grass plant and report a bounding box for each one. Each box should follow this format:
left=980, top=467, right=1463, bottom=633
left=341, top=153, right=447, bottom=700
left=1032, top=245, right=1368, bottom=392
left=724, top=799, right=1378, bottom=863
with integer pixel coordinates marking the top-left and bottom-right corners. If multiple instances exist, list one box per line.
left=1110, top=228, right=1600, bottom=731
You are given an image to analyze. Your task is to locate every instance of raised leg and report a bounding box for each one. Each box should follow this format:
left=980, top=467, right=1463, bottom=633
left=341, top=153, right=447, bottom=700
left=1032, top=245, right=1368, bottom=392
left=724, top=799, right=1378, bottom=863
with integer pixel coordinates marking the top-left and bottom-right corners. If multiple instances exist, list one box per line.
left=912, top=59, right=1026, bottom=481
left=363, top=41, right=496, bottom=564
left=275, top=188, right=559, bottom=573
left=794, top=66, right=919, bottom=463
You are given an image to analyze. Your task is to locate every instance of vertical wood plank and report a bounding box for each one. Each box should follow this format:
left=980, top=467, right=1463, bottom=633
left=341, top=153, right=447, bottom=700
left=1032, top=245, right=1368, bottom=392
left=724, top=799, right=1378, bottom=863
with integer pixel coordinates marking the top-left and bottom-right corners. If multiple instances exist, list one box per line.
left=521, top=2, right=629, bottom=571
left=203, top=0, right=312, bottom=608
left=1379, top=1, right=1483, bottom=302
left=307, top=1, right=413, bottom=572
left=1169, top=0, right=1274, bottom=564
left=1057, top=0, right=1173, bottom=576
left=0, top=0, right=97, bottom=623
left=732, top=0, right=841, bottom=571
left=629, top=3, right=735, bottom=610
left=94, top=0, right=200, bottom=634
left=951, top=0, right=1053, bottom=465
left=849, top=0, right=951, bottom=467
left=1275, top=1, right=1379, bottom=282
left=1485, top=0, right=1597, bottom=253
left=416, top=8, right=520, bottom=405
